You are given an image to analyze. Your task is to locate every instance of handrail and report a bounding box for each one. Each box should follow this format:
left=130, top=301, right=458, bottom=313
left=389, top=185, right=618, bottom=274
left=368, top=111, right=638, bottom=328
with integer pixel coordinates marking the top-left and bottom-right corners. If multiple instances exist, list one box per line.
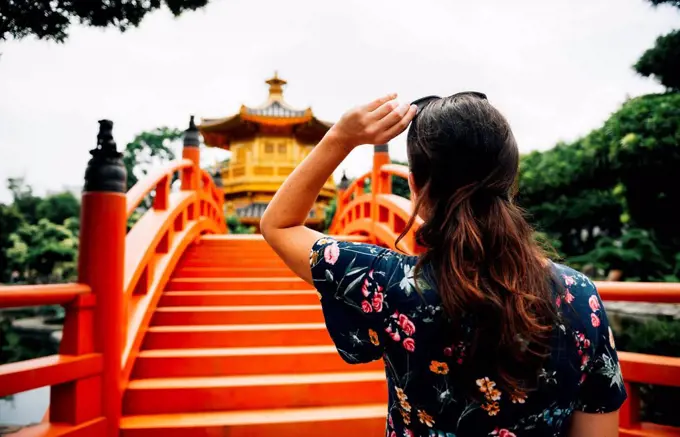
left=379, top=163, right=409, bottom=180
left=597, top=281, right=680, bottom=302
left=126, top=158, right=193, bottom=217
left=0, top=354, right=102, bottom=398
left=0, top=283, right=90, bottom=308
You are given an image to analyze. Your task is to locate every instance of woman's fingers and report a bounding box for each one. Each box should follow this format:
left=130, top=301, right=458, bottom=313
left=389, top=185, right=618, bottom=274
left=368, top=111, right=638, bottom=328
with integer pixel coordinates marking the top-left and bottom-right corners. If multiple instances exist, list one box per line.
left=362, top=93, right=398, bottom=112
left=369, top=99, right=400, bottom=121
left=378, top=104, right=417, bottom=142
left=375, top=102, right=411, bottom=131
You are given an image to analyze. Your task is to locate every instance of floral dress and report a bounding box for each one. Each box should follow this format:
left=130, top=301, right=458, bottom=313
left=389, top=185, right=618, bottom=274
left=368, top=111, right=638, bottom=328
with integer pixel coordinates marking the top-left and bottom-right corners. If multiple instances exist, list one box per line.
left=309, top=238, right=627, bottom=437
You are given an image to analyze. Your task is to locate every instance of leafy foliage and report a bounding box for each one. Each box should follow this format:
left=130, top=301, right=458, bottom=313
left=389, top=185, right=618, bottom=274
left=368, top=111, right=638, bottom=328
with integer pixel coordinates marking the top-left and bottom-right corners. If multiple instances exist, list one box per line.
left=635, top=30, right=680, bottom=91
left=123, top=127, right=182, bottom=191
left=36, top=191, right=80, bottom=225
left=518, top=92, right=680, bottom=276
left=226, top=215, right=255, bottom=234
left=6, top=218, right=79, bottom=283
left=615, top=317, right=680, bottom=426
left=569, top=228, right=672, bottom=281
left=1, top=0, right=210, bottom=43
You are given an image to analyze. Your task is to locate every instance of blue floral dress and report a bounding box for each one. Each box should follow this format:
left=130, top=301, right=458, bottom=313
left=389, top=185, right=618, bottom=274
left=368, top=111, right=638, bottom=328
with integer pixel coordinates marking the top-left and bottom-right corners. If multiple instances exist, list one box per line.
left=309, top=238, right=627, bottom=437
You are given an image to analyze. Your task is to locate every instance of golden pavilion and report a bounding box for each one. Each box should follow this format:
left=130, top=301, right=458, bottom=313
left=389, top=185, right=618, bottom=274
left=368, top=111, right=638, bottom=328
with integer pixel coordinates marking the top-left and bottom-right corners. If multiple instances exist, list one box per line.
left=199, top=74, right=336, bottom=231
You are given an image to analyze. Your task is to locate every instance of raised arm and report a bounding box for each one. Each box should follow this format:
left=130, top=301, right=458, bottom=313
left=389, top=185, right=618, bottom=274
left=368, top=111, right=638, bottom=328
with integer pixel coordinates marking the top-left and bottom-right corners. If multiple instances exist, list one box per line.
left=260, top=94, right=416, bottom=284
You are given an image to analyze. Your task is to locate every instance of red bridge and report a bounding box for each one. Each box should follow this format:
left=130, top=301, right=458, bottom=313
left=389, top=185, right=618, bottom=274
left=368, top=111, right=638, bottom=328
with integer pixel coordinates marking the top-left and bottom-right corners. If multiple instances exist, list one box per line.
left=1, top=119, right=679, bottom=436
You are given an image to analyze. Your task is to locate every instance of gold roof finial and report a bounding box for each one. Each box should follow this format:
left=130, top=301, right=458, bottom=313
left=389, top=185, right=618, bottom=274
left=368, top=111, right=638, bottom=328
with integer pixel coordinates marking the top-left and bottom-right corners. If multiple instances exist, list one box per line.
left=265, top=71, right=287, bottom=100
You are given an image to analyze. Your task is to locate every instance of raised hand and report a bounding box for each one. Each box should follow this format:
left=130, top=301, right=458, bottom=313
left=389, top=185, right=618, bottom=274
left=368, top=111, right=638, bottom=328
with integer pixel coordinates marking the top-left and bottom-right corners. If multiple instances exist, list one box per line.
left=328, top=94, right=418, bottom=149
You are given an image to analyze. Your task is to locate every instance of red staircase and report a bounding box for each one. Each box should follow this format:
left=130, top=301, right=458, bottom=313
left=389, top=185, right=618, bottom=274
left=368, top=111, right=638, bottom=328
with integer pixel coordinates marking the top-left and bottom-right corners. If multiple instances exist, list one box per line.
left=120, top=235, right=388, bottom=437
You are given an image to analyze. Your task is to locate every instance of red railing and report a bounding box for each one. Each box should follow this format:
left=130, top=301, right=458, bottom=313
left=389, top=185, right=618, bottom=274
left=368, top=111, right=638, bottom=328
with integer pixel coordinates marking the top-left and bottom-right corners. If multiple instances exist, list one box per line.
left=330, top=156, right=680, bottom=436
left=0, top=119, right=225, bottom=437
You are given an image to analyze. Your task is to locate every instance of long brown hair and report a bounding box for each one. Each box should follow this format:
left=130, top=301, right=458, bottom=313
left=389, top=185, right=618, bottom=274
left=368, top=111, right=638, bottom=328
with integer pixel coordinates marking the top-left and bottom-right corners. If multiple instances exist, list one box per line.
left=396, top=93, right=557, bottom=397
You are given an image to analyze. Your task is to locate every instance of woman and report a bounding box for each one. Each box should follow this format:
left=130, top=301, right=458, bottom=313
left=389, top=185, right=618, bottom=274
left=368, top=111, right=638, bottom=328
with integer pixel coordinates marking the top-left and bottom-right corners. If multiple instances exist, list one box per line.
left=261, top=93, right=626, bottom=436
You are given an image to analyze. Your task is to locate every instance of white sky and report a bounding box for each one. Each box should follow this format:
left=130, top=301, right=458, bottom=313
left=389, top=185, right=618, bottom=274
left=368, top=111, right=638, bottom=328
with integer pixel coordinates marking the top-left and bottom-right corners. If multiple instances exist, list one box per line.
left=0, top=0, right=677, bottom=203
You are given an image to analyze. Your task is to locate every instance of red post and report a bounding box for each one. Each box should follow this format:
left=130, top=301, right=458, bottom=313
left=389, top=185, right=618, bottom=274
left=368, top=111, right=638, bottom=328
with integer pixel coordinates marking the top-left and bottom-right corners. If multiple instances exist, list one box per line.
left=182, top=116, right=201, bottom=220
left=78, top=120, right=127, bottom=437
left=371, top=143, right=390, bottom=243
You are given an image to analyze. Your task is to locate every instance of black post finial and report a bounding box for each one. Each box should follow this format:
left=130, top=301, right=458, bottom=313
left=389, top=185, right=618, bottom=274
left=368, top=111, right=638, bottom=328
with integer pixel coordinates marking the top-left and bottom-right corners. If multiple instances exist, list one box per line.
left=184, top=115, right=200, bottom=147
left=338, top=171, right=350, bottom=190
left=374, top=143, right=389, bottom=153
left=84, top=120, right=127, bottom=193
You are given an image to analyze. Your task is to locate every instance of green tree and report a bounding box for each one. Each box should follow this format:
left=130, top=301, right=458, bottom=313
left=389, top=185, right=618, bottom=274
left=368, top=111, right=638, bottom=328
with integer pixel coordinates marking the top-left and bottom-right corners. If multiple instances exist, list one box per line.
left=1, top=0, right=210, bottom=43
left=633, top=0, right=680, bottom=90
left=36, top=191, right=80, bottom=225
left=123, top=127, right=183, bottom=192
left=0, top=204, right=25, bottom=282
left=6, top=219, right=78, bottom=283
left=635, top=30, right=680, bottom=91
left=226, top=215, right=255, bottom=234
left=569, top=228, right=671, bottom=281
left=7, top=177, right=42, bottom=224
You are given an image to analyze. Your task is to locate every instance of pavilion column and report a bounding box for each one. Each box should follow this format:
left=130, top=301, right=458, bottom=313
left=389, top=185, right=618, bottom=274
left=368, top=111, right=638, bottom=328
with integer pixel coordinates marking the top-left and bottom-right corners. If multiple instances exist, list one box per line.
left=181, top=116, right=201, bottom=219
left=371, top=143, right=391, bottom=242
left=77, top=120, right=127, bottom=437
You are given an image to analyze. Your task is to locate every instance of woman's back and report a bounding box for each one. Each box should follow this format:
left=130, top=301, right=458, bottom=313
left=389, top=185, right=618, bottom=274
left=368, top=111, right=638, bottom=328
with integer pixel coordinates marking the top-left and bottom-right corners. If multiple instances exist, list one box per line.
left=310, top=238, right=626, bottom=437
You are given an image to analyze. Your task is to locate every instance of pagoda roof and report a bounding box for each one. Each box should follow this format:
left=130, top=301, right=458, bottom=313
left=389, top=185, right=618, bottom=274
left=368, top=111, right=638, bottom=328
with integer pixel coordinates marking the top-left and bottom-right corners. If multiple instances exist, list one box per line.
left=199, top=73, right=333, bottom=149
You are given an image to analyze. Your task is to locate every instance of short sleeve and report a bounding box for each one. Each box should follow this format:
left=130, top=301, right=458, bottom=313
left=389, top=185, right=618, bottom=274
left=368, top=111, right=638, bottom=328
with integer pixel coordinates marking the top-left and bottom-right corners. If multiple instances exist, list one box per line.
left=309, top=237, right=400, bottom=364
left=574, top=283, right=628, bottom=413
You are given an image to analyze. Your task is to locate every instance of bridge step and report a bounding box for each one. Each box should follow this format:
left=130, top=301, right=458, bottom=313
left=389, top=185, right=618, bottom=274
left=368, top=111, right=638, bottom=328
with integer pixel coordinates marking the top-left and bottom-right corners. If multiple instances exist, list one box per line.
left=132, top=346, right=383, bottom=378
left=152, top=305, right=324, bottom=325
left=166, top=277, right=309, bottom=291
left=159, top=290, right=319, bottom=306
left=120, top=404, right=386, bottom=437
left=173, top=267, right=295, bottom=278
left=124, top=371, right=387, bottom=414
left=142, top=323, right=333, bottom=349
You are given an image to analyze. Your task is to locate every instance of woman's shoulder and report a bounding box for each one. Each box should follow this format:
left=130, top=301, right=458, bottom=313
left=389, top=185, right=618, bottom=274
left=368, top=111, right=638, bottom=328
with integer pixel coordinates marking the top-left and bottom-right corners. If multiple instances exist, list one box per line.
left=311, top=237, right=417, bottom=273
left=548, top=261, right=608, bottom=333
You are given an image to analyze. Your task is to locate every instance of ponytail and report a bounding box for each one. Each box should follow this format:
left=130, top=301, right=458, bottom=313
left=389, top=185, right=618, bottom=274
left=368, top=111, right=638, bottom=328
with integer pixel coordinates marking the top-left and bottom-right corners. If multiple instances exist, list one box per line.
left=397, top=184, right=557, bottom=398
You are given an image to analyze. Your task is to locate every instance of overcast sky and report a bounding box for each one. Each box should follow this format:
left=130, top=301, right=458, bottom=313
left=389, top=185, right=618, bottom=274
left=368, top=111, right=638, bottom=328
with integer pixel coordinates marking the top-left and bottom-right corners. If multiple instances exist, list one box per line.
left=0, top=0, right=677, bottom=203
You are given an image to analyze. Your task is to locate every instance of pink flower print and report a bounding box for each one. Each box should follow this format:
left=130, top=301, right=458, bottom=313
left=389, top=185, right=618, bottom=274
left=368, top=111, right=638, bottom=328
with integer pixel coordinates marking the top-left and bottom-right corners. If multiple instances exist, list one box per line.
left=372, top=292, right=384, bottom=312
left=583, top=338, right=591, bottom=349
left=389, top=432, right=396, bottom=437
left=388, top=414, right=394, bottom=428
left=403, top=430, right=414, bottom=437
left=581, top=354, right=590, bottom=367
left=444, top=347, right=453, bottom=356
left=580, top=373, right=587, bottom=384
left=361, top=300, right=373, bottom=313
left=369, top=269, right=374, bottom=279
left=565, top=290, right=575, bottom=304
left=556, top=295, right=562, bottom=307
left=386, top=327, right=400, bottom=342
left=324, top=242, right=340, bottom=265
left=398, top=314, right=416, bottom=336
left=563, top=274, right=575, bottom=286
left=361, top=278, right=369, bottom=297
left=403, top=338, right=416, bottom=352
left=588, top=295, right=601, bottom=312
left=491, top=429, right=516, bottom=437
left=591, top=313, right=600, bottom=327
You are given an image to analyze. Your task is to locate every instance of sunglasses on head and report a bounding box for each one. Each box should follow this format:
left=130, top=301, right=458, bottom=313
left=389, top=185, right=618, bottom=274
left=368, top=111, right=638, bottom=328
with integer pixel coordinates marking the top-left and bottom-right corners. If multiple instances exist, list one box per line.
left=411, top=91, right=487, bottom=116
